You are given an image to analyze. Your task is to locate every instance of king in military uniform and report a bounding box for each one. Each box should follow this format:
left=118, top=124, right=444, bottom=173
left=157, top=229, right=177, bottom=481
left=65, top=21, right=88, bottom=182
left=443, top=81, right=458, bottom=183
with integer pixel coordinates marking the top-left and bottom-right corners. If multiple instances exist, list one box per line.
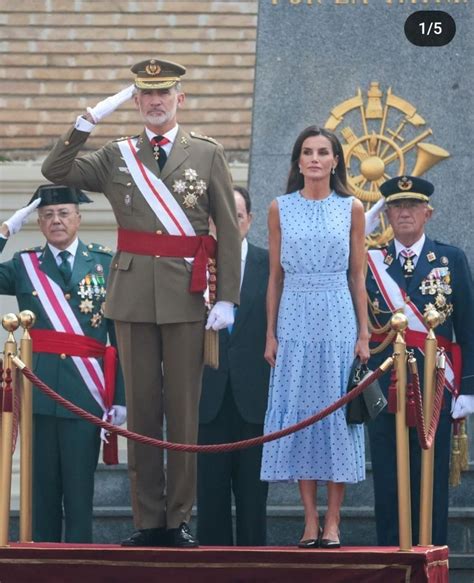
left=0, top=184, right=126, bottom=543
left=366, top=176, right=474, bottom=545
left=41, top=58, right=241, bottom=547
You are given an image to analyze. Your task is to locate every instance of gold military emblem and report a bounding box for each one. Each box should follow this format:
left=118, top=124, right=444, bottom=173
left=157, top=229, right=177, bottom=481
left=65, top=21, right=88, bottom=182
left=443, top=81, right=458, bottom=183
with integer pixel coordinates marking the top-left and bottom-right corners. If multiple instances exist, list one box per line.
left=398, top=177, right=413, bottom=191
left=427, top=252, right=436, bottom=262
left=383, top=254, right=394, bottom=266
left=90, top=313, right=102, bottom=328
left=79, top=299, right=94, bottom=314
left=173, top=168, right=207, bottom=209
left=145, top=60, right=161, bottom=76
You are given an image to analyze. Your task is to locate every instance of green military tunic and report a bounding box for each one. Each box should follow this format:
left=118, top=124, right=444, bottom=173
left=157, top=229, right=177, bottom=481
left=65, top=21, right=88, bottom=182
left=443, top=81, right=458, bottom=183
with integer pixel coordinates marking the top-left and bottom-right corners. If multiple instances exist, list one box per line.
left=0, top=237, right=125, bottom=542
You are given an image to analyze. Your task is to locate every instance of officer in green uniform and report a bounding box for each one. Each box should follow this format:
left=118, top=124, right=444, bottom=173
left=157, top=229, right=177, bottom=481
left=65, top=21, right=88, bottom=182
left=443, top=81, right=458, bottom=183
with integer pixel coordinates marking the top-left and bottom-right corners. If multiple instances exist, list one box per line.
left=0, top=184, right=126, bottom=543
left=41, top=58, right=241, bottom=547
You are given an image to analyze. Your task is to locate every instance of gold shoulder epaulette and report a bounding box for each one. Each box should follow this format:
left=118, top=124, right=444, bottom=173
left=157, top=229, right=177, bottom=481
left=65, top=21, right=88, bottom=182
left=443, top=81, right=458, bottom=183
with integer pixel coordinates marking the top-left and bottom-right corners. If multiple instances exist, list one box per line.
left=87, top=243, right=114, bottom=255
left=113, top=134, right=139, bottom=143
left=189, top=131, right=219, bottom=145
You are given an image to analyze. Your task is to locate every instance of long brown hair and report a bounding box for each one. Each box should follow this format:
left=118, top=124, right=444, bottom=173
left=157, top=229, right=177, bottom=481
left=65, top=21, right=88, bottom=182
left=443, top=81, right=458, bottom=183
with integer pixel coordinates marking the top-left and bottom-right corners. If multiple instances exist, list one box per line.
left=286, top=126, right=352, bottom=196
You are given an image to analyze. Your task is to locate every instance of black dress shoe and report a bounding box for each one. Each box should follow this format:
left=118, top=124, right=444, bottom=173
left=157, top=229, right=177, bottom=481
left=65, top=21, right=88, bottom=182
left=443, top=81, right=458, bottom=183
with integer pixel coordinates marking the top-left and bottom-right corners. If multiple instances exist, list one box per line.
left=166, top=522, right=199, bottom=548
left=320, top=538, right=341, bottom=549
left=298, top=526, right=322, bottom=549
left=121, top=527, right=167, bottom=547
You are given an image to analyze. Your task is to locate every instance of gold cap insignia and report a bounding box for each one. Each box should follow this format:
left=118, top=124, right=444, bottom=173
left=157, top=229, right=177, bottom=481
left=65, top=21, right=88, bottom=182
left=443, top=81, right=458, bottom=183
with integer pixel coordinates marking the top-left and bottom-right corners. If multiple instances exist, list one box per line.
left=145, top=61, right=161, bottom=76
left=397, top=177, right=413, bottom=191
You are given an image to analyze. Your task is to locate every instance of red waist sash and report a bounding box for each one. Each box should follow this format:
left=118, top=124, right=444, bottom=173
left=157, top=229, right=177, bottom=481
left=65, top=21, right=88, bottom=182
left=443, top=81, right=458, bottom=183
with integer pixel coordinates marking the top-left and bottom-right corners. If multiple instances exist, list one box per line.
left=371, top=329, right=462, bottom=391
left=116, top=228, right=216, bottom=293
left=29, top=329, right=118, bottom=409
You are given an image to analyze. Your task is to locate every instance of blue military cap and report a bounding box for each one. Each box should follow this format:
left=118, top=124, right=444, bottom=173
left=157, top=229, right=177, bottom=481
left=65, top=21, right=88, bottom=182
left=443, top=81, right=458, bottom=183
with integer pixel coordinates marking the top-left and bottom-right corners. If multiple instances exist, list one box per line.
left=380, top=175, right=434, bottom=204
left=28, top=185, right=93, bottom=207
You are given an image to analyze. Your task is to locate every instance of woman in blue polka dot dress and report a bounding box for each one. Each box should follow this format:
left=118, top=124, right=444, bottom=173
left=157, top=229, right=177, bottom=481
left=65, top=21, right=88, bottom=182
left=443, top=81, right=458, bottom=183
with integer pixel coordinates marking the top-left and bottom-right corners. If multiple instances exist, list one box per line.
left=261, top=126, right=370, bottom=549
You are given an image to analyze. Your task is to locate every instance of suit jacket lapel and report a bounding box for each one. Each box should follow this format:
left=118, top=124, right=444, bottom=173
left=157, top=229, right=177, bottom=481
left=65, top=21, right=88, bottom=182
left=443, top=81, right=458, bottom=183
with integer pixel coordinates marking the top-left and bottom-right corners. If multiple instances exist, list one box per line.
left=161, top=127, right=190, bottom=182
left=38, top=245, right=65, bottom=289
left=408, top=237, right=436, bottom=294
left=69, top=240, right=95, bottom=290
left=231, top=244, right=261, bottom=339
left=385, top=241, right=407, bottom=291
left=135, top=130, right=159, bottom=175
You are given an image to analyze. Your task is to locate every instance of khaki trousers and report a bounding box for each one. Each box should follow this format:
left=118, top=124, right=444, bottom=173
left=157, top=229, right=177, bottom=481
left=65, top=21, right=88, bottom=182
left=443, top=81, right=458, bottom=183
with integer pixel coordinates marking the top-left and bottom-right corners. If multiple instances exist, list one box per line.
left=115, top=320, right=205, bottom=529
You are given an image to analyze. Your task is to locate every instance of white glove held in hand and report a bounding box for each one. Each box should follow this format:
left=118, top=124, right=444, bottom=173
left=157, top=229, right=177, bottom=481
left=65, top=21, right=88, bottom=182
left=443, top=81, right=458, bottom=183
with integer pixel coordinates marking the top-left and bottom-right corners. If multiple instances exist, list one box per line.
left=3, top=198, right=42, bottom=237
left=205, top=301, right=235, bottom=331
left=109, top=405, right=127, bottom=426
left=364, top=197, right=386, bottom=236
left=451, top=395, right=474, bottom=419
left=87, top=84, right=136, bottom=124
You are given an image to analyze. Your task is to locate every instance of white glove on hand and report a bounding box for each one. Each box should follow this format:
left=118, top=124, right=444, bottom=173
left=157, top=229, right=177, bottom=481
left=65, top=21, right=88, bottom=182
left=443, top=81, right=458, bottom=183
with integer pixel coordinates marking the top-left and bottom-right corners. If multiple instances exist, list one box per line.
left=365, top=197, right=386, bottom=236
left=3, top=198, right=42, bottom=237
left=451, top=395, right=474, bottom=419
left=109, top=405, right=127, bottom=426
left=87, top=84, right=136, bottom=124
left=205, top=301, right=235, bottom=331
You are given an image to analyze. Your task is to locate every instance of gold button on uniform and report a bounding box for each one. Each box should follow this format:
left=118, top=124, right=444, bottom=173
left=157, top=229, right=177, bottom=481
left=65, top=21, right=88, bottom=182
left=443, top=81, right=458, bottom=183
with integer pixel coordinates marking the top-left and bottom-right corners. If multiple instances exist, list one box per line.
left=65, top=293, right=71, bottom=300
left=32, top=291, right=38, bottom=296
left=156, top=230, right=163, bottom=235
left=60, top=353, right=67, bottom=360
left=64, top=140, right=70, bottom=145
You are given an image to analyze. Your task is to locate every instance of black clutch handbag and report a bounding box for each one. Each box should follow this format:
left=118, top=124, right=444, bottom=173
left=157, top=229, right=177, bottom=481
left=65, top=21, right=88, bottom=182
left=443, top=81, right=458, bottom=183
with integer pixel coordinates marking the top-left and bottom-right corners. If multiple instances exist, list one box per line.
left=346, top=357, right=387, bottom=424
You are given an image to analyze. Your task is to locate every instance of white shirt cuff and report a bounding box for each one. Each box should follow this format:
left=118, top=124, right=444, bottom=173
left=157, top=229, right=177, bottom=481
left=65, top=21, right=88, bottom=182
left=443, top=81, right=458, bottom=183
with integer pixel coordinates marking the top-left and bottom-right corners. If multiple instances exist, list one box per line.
left=75, top=115, right=96, bottom=133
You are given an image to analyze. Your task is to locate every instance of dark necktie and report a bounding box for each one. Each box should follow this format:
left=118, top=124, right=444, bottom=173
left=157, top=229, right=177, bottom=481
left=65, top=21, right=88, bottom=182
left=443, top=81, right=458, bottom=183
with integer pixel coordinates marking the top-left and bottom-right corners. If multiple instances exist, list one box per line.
left=151, top=135, right=170, bottom=171
left=400, top=248, right=416, bottom=278
left=58, top=250, right=72, bottom=284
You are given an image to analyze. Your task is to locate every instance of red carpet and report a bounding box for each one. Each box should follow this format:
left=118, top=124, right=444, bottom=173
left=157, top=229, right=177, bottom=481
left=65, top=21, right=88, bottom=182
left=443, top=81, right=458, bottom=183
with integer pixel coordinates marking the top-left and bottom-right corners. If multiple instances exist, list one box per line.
left=0, top=543, right=448, bottom=582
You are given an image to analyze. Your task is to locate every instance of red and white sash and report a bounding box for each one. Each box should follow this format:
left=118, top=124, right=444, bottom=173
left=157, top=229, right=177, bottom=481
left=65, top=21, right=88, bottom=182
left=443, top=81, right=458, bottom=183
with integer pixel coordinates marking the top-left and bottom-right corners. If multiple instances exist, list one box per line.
left=117, top=137, right=195, bottom=236
left=21, top=252, right=108, bottom=412
left=368, top=249, right=455, bottom=391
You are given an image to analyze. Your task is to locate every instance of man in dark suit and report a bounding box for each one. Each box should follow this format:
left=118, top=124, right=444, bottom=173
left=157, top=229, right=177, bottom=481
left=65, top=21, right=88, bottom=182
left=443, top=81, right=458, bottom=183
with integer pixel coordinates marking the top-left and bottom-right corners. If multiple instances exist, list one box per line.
left=41, top=58, right=241, bottom=547
left=366, top=176, right=474, bottom=546
left=197, top=186, right=270, bottom=546
left=0, top=184, right=126, bottom=542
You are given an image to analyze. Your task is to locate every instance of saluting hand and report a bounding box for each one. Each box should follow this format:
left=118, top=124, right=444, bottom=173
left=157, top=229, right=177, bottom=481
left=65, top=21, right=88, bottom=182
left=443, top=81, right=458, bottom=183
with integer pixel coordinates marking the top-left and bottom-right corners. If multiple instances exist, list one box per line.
left=86, top=84, right=136, bottom=124
left=2, top=197, right=42, bottom=237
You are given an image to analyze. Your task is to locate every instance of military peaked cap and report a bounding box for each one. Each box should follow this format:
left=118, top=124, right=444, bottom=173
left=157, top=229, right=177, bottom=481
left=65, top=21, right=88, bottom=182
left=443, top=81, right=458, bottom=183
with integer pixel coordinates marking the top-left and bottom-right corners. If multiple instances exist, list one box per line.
left=28, top=185, right=93, bottom=207
left=131, top=58, right=186, bottom=90
left=380, top=175, right=434, bottom=204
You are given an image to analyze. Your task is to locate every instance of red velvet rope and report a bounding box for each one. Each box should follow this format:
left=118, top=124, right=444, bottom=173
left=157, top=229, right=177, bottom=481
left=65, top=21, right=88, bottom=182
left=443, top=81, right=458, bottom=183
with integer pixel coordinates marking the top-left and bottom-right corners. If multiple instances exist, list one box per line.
left=16, top=363, right=388, bottom=453
left=410, top=363, right=446, bottom=450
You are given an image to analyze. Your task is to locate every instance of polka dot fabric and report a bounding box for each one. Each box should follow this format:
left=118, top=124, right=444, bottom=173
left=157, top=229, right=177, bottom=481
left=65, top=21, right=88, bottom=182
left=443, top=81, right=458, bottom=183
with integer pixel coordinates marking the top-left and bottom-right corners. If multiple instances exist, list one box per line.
left=261, top=192, right=365, bottom=484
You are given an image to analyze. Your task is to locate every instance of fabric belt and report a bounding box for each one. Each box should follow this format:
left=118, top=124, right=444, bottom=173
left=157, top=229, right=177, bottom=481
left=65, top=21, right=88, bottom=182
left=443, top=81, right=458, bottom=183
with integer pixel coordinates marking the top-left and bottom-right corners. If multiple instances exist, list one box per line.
left=371, top=329, right=462, bottom=390
left=29, top=329, right=118, bottom=406
left=117, top=227, right=216, bottom=293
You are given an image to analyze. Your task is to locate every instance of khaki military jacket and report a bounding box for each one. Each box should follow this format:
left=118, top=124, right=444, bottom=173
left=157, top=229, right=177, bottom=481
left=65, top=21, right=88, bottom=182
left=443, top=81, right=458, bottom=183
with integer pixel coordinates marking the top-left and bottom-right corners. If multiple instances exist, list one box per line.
left=42, top=126, right=241, bottom=324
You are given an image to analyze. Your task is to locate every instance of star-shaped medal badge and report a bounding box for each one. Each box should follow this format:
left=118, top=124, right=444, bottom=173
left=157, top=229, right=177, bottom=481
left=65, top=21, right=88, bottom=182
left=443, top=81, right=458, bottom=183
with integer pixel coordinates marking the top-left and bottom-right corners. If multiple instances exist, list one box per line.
left=79, top=299, right=94, bottom=314
left=90, top=313, right=102, bottom=328
left=173, top=169, right=207, bottom=209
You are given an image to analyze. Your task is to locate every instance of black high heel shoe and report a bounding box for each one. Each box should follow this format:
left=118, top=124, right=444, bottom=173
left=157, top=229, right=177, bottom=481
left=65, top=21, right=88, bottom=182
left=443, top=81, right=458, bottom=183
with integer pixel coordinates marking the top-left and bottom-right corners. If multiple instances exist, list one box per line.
left=320, top=529, right=341, bottom=549
left=298, top=526, right=323, bottom=549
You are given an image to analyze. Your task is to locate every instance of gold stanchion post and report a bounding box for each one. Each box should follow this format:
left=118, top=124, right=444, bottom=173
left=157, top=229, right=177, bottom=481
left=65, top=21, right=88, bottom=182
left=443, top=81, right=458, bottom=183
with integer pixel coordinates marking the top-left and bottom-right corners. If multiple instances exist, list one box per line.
left=19, top=310, right=35, bottom=543
left=418, top=308, right=440, bottom=546
left=0, top=313, right=19, bottom=547
left=391, top=312, right=412, bottom=551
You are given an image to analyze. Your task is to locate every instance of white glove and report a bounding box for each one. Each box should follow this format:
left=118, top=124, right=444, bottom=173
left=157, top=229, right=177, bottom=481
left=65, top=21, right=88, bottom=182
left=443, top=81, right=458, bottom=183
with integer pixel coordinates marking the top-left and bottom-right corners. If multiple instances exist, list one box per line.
left=365, top=197, right=386, bottom=236
left=205, top=301, right=235, bottom=331
left=451, top=395, right=474, bottom=419
left=87, top=84, right=136, bottom=124
left=109, top=405, right=127, bottom=426
left=3, top=198, right=42, bottom=237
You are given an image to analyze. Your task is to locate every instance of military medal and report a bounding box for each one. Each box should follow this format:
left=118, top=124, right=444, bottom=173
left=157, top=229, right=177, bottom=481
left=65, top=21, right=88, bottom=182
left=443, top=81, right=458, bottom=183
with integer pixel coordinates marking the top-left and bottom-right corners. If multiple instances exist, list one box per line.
left=403, top=256, right=415, bottom=275
left=383, top=254, right=393, bottom=266
left=441, top=256, right=449, bottom=266
left=90, top=313, right=102, bottom=328
left=79, top=299, right=94, bottom=314
left=427, top=252, right=436, bottom=262
left=173, top=169, right=207, bottom=210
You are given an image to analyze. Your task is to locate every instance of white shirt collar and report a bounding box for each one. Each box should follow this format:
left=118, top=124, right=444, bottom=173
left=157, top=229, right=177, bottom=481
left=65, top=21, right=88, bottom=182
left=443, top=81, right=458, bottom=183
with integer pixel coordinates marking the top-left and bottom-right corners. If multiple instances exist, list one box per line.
left=241, top=238, right=248, bottom=262
left=394, top=233, right=425, bottom=259
left=145, top=124, right=179, bottom=145
left=48, top=237, right=79, bottom=262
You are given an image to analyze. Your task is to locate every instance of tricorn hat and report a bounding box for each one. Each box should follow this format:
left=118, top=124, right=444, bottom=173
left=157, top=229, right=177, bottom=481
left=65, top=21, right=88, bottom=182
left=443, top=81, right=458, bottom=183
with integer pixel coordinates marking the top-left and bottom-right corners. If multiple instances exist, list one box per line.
left=380, top=175, right=434, bottom=204
left=131, top=58, right=186, bottom=90
left=28, top=185, right=93, bottom=207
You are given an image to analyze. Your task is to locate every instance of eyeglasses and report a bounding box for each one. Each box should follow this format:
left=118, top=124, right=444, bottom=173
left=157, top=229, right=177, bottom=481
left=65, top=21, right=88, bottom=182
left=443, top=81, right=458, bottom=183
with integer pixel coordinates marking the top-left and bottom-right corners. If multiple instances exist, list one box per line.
left=38, top=210, right=78, bottom=221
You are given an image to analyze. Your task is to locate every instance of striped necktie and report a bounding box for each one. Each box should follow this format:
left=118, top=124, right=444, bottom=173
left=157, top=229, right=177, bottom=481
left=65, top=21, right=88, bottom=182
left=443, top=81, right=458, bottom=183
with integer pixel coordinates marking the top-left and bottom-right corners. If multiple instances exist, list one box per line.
left=151, top=135, right=170, bottom=170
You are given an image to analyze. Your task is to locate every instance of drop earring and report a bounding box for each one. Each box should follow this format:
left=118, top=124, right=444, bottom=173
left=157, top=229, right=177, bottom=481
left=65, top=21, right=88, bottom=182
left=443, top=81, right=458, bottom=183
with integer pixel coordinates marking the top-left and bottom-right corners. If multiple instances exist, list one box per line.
left=331, top=167, right=336, bottom=175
